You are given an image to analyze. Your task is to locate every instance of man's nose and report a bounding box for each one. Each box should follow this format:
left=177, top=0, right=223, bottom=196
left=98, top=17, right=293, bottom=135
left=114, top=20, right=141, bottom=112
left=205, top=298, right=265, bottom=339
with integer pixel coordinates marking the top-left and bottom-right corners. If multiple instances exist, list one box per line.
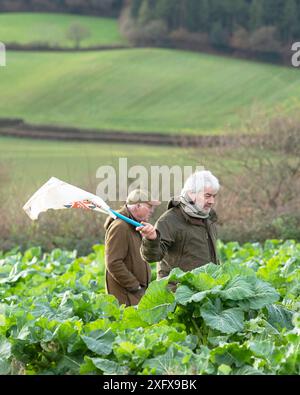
left=208, top=197, right=215, bottom=204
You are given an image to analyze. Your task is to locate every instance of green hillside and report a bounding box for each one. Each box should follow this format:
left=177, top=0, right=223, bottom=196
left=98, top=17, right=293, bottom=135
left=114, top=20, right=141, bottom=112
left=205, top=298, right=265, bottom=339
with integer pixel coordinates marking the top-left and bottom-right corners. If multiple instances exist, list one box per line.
left=0, top=12, right=126, bottom=47
left=0, top=48, right=299, bottom=135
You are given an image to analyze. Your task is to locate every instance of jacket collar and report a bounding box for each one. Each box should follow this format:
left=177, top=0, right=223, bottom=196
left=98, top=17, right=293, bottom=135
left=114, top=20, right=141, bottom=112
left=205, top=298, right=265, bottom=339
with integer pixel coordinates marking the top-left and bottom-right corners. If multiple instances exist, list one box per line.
left=104, top=205, right=136, bottom=230
left=167, top=197, right=218, bottom=225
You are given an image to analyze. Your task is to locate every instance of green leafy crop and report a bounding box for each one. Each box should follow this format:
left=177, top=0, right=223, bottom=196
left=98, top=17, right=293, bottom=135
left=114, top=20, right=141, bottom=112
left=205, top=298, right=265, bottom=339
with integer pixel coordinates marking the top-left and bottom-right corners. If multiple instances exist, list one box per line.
left=0, top=240, right=299, bottom=375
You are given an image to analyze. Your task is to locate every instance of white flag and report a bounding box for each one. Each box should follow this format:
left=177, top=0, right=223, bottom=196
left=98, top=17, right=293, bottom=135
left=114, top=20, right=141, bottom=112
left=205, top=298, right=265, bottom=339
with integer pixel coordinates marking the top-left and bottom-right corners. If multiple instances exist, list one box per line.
left=23, top=177, right=116, bottom=221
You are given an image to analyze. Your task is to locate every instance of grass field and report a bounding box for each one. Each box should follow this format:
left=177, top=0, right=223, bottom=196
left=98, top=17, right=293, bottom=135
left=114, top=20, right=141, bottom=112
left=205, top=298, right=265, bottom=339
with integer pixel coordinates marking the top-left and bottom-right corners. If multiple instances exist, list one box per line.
left=0, top=136, right=287, bottom=202
left=0, top=136, right=213, bottom=200
left=0, top=49, right=299, bottom=135
left=0, top=137, right=184, bottom=201
left=0, top=12, right=126, bottom=47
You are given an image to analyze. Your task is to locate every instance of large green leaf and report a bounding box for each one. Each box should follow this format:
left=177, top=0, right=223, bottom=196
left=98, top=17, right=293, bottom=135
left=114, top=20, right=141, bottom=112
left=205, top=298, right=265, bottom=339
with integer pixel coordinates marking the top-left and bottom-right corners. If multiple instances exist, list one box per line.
left=189, top=273, right=223, bottom=291
left=0, top=268, right=40, bottom=284
left=192, top=263, right=224, bottom=277
left=247, top=279, right=279, bottom=309
left=0, top=335, right=12, bottom=374
left=85, top=357, right=127, bottom=375
left=219, top=276, right=255, bottom=301
left=23, top=246, right=42, bottom=262
left=0, top=335, right=11, bottom=359
left=200, top=301, right=244, bottom=334
left=175, top=285, right=196, bottom=305
left=116, top=307, right=148, bottom=330
left=167, top=267, right=187, bottom=282
left=233, top=365, right=264, bottom=375
left=92, top=294, right=121, bottom=320
left=52, top=320, right=82, bottom=349
left=210, top=342, right=253, bottom=368
left=168, top=265, right=229, bottom=290
left=175, top=285, right=209, bottom=306
left=194, top=346, right=215, bottom=374
left=138, top=280, right=176, bottom=324
left=220, top=261, right=256, bottom=278
left=248, top=340, right=274, bottom=359
left=81, top=329, right=115, bottom=356
left=54, top=355, right=82, bottom=375
left=142, top=345, right=194, bottom=375
left=266, top=304, right=294, bottom=330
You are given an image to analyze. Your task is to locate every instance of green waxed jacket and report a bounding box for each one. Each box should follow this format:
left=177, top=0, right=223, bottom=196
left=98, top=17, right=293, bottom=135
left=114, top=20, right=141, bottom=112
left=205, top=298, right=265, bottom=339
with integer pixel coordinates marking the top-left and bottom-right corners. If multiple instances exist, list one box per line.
left=141, top=198, right=219, bottom=280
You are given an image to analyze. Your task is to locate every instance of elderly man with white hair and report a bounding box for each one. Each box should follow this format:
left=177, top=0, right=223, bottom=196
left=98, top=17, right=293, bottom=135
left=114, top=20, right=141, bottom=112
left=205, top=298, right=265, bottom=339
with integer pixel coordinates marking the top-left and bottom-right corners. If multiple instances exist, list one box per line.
left=137, top=170, right=220, bottom=282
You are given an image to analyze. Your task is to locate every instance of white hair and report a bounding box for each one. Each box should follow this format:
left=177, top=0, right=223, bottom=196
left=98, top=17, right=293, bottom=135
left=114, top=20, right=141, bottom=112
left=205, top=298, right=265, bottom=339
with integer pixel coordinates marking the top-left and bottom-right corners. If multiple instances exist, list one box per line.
left=181, top=170, right=220, bottom=195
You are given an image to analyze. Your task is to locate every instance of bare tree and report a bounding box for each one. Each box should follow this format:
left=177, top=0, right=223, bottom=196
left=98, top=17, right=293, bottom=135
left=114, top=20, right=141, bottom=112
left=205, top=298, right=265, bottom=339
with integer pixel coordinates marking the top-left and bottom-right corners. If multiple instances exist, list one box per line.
left=187, top=114, right=300, bottom=242
left=65, top=22, right=91, bottom=49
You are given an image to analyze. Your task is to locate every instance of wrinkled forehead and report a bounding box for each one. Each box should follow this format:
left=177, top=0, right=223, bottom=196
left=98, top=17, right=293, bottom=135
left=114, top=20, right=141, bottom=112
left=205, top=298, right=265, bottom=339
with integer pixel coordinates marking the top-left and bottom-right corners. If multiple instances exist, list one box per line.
left=196, top=186, right=218, bottom=196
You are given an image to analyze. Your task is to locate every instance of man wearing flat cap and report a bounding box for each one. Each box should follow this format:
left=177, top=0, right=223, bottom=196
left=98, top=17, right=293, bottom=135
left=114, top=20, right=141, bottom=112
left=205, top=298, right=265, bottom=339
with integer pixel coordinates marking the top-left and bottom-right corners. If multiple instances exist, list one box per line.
left=104, top=189, right=160, bottom=306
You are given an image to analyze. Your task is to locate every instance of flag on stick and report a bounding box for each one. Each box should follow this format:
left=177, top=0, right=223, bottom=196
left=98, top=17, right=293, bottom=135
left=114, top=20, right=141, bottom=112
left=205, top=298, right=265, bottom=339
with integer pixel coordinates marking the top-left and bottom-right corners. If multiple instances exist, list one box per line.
left=23, top=177, right=143, bottom=228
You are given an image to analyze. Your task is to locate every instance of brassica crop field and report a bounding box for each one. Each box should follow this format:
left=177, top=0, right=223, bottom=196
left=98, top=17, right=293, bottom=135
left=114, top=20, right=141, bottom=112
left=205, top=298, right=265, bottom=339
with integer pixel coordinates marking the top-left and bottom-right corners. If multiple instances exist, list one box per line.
left=0, top=240, right=299, bottom=375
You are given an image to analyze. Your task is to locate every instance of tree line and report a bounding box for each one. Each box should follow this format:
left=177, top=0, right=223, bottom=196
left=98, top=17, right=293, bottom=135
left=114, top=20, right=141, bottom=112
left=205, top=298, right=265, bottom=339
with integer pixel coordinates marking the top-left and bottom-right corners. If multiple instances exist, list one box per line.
left=123, top=0, right=300, bottom=58
left=1, top=0, right=299, bottom=60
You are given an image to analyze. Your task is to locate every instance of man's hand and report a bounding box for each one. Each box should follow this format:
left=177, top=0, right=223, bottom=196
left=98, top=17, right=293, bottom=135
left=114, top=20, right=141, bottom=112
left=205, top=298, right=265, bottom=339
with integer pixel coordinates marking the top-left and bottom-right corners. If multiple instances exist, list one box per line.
left=131, top=285, right=146, bottom=297
left=136, top=222, right=157, bottom=240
